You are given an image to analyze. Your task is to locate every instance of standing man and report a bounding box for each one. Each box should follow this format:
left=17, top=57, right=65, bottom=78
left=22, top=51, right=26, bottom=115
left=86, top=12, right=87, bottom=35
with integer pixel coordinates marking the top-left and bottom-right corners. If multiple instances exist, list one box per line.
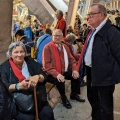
left=42, top=29, right=85, bottom=109
left=78, top=4, right=120, bottom=120
left=55, top=10, right=67, bottom=37
left=36, top=28, right=52, bottom=64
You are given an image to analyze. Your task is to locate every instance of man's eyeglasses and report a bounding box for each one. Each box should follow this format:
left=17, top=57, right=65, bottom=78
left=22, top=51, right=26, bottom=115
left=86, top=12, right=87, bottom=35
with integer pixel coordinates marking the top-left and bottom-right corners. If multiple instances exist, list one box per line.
left=53, top=35, right=63, bottom=38
left=87, top=12, right=101, bottom=18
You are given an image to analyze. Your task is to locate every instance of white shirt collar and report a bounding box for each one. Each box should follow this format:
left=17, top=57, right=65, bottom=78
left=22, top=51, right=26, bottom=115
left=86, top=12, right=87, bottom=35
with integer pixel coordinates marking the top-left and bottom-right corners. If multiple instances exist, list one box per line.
left=84, top=19, right=107, bottom=67
left=56, top=43, right=61, bottom=46
left=94, top=19, right=107, bottom=33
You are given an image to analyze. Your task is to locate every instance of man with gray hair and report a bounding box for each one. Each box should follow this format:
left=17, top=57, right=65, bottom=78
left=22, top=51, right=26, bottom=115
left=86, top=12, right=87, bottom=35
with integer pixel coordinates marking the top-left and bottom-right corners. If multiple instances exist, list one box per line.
left=55, top=10, right=67, bottom=37
left=78, top=3, right=120, bottom=120
left=42, top=29, right=85, bottom=109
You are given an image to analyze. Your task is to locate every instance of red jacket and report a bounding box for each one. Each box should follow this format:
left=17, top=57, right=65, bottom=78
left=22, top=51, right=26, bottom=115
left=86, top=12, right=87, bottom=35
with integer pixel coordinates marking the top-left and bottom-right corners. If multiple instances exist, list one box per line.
left=42, top=43, right=77, bottom=78
left=56, top=17, right=67, bottom=37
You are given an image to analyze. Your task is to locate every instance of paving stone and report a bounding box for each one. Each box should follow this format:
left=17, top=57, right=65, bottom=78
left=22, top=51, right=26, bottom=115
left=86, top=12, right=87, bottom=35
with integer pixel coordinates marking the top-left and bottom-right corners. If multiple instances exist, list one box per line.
left=53, top=82, right=120, bottom=120
left=53, top=84, right=91, bottom=120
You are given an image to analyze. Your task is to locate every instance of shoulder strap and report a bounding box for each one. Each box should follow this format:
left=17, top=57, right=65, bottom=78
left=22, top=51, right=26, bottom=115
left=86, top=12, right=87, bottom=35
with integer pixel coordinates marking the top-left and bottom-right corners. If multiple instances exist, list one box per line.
left=38, top=35, right=49, bottom=49
left=36, top=35, right=49, bottom=57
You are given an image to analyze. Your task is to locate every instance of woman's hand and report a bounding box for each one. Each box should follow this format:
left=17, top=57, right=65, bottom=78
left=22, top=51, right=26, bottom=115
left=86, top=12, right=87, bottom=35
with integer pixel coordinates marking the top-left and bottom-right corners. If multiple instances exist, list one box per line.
left=25, top=75, right=39, bottom=88
left=19, top=74, right=45, bottom=89
left=18, top=80, right=31, bottom=90
left=17, top=75, right=39, bottom=90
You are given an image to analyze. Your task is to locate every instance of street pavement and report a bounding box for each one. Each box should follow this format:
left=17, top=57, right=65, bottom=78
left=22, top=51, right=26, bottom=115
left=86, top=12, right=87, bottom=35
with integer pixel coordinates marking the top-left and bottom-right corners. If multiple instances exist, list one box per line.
left=53, top=81, right=120, bottom=120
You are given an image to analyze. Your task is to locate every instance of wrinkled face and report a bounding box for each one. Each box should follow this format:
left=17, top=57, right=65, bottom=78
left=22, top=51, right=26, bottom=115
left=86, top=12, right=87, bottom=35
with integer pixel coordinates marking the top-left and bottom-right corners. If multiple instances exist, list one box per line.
left=87, top=5, right=103, bottom=28
left=52, top=30, right=63, bottom=44
left=11, top=46, right=25, bottom=64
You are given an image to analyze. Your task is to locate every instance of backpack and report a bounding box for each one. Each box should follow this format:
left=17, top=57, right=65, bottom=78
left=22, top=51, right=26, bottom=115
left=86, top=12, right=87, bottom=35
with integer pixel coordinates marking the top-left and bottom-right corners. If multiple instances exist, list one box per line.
left=35, top=35, right=48, bottom=58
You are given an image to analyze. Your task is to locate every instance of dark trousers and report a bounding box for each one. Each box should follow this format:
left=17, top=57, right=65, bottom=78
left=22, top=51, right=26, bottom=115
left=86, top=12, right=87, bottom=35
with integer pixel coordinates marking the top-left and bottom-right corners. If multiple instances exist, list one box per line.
left=47, top=70, right=80, bottom=97
left=13, top=102, right=54, bottom=120
left=86, top=67, right=115, bottom=120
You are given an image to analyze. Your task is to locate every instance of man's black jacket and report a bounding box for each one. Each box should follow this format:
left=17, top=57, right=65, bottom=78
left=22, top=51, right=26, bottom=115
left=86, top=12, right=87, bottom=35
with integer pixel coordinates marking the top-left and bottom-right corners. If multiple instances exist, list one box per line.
left=91, top=21, right=120, bottom=86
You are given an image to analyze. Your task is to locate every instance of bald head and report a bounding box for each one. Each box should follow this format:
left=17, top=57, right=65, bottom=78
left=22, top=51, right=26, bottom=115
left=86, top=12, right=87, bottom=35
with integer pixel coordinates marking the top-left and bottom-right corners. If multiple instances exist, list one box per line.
left=52, top=29, right=63, bottom=36
left=52, top=29, right=63, bottom=44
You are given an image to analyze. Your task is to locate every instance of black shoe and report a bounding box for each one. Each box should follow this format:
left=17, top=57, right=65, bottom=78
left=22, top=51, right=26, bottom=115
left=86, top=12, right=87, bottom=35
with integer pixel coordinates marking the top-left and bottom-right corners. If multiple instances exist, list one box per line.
left=62, top=96, right=72, bottom=109
left=80, top=81, right=87, bottom=87
left=70, top=94, right=85, bottom=102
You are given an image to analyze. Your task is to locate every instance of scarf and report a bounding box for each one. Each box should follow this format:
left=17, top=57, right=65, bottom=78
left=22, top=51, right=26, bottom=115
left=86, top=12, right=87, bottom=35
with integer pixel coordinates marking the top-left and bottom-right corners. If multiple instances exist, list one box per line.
left=51, top=41, right=62, bottom=73
left=76, top=30, right=92, bottom=70
left=9, top=59, right=25, bottom=82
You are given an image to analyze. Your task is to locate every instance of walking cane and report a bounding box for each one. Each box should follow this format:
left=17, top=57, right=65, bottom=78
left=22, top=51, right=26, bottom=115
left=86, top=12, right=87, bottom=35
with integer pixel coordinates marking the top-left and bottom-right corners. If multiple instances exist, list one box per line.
left=34, top=87, right=39, bottom=120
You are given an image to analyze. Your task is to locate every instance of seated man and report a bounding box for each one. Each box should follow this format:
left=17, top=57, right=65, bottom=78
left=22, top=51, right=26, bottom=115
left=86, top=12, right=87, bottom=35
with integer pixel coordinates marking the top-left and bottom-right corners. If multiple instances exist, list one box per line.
left=15, top=29, right=34, bottom=56
left=42, top=29, right=85, bottom=109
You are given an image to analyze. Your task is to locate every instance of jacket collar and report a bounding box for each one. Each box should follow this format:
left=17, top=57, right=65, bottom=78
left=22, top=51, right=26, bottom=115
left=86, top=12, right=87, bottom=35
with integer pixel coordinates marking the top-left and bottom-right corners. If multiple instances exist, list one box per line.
left=96, top=21, right=112, bottom=37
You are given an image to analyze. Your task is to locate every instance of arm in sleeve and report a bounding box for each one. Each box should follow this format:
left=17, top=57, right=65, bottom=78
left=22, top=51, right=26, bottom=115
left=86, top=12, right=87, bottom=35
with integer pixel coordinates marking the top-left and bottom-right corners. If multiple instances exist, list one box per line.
left=42, top=45, right=60, bottom=78
left=58, top=20, right=66, bottom=31
left=0, top=65, right=11, bottom=89
left=108, top=27, right=120, bottom=66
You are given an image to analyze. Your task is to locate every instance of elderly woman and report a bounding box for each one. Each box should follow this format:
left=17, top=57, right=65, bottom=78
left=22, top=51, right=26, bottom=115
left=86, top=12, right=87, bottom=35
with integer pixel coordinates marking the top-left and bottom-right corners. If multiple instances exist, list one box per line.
left=63, top=33, right=80, bottom=61
left=0, top=42, right=54, bottom=120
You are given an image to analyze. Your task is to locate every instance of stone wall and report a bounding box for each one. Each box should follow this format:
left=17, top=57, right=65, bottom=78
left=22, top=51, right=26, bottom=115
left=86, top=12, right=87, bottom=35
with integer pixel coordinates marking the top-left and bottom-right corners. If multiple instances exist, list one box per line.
left=0, top=0, right=13, bottom=63
left=22, top=0, right=54, bottom=24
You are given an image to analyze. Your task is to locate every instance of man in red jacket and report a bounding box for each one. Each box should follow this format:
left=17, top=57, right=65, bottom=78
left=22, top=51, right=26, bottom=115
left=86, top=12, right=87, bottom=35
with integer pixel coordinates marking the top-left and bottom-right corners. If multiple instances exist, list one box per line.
left=55, top=10, right=67, bottom=37
left=42, top=29, right=85, bottom=109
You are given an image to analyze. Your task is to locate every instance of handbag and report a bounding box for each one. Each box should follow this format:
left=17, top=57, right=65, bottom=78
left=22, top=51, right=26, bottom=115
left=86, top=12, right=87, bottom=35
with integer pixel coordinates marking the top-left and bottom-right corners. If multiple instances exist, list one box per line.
left=13, top=88, right=34, bottom=113
left=13, top=83, right=47, bottom=113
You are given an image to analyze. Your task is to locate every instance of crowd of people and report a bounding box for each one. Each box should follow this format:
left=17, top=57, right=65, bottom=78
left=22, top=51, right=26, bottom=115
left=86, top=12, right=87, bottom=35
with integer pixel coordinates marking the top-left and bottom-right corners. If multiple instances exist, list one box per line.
left=1, top=3, right=120, bottom=120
